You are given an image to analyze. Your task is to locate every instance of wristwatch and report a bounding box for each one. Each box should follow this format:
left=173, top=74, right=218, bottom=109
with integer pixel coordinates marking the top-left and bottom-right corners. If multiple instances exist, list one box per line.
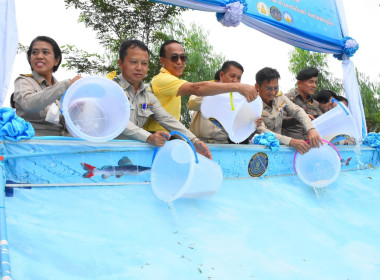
left=191, top=137, right=200, bottom=145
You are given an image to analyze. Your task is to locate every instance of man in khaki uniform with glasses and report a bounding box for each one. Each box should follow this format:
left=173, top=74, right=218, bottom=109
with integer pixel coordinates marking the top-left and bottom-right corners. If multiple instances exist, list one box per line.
left=255, top=67, right=322, bottom=154
left=143, top=39, right=258, bottom=133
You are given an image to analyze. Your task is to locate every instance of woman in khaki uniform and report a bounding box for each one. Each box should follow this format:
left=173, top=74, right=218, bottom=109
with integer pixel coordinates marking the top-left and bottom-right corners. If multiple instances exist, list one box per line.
left=11, top=36, right=81, bottom=136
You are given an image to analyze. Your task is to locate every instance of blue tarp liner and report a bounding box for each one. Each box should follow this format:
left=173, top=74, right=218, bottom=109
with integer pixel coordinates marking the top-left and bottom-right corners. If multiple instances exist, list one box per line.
left=5, top=168, right=380, bottom=279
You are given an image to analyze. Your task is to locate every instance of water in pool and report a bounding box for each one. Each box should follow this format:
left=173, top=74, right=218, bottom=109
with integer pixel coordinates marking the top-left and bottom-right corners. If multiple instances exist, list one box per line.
left=4, top=167, right=380, bottom=280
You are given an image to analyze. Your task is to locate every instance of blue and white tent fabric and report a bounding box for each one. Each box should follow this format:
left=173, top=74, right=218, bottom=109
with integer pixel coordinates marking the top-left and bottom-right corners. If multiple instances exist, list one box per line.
left=0, top=2, right=18, bottom=278
left=0, top=0, right=18, bottom=107
left=154, top=0, right=367, bottom=139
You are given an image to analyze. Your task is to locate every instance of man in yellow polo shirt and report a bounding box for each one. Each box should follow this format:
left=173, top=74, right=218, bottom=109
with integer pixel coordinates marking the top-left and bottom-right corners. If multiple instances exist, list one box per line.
left=144, top=39, right=258, bottom=132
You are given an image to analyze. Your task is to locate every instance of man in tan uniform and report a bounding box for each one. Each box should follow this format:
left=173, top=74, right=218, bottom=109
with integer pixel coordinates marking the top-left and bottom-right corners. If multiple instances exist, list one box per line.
left=282, top=67, right=323, bottom=140
left=255, top=67, right=321, bottom=154
left=188, top=61, right=244, bottom=144
left=114, top=39, right=211, bottom=159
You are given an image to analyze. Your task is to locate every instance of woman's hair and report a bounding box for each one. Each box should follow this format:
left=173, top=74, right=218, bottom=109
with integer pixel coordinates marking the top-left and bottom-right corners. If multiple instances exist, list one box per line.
left=27, top=36, right=62, bottom=72
left=314, top=89, right=338, bottom=104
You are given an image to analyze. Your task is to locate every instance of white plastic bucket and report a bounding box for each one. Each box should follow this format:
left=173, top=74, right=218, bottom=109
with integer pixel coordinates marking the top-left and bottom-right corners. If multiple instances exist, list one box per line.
left=201, top=93, right=263, bottom=143
left=61, top=76, right=130, bottom=142
left=151, top=138, right=223, bottom=202
left=312, top=100, right=360, bottom=143
left=293, top=140, right=341, bottom=188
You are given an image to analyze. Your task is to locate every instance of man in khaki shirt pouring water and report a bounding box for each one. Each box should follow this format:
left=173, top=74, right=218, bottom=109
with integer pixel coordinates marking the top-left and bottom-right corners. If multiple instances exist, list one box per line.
left=255, top=67, right=322, bottom=154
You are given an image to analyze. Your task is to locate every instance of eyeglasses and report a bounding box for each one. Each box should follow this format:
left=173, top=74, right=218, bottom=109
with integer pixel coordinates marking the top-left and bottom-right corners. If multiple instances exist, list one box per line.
left=265, top=86, right=279, bottom=92
left=169, top=54, right=188, bottom=63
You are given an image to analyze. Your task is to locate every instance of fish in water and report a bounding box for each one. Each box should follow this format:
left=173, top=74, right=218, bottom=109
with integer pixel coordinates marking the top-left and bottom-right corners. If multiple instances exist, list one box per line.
left=81, top=157, right=151, bottom=179
left=340, top=157, right=352, bottom=166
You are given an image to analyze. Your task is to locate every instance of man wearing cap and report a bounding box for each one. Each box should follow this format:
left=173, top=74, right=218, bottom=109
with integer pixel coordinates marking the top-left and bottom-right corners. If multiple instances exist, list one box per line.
left=188, top=61, right=245, bottom=144
left=114, top=39, right=211, bottom=159
left=143, top=39, right=258, bottom=133
left=282, top=67, right=323, bottom=140
left=255, top=67, right=321, bottom=154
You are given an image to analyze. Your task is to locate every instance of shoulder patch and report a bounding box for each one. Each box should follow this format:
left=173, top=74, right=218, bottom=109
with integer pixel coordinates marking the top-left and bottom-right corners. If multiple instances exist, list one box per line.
left=20, top=74, right=33, bottom=77
left=276, top=91, right=283, bottom=96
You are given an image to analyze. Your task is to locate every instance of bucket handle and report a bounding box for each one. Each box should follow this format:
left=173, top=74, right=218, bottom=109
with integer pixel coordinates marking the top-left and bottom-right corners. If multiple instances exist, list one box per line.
left=292, top=139, right=341, bottom=174
left=230, top=92, right=235, bottom=111
left=151, top=130, right=199, bottom=165
left=331, top=98, right=349, bottom=116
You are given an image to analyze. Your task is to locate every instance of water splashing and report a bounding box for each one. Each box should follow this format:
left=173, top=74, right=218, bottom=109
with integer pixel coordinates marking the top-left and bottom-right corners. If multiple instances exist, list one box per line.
left=168, top=201, right=179, bottom=225
left=353, top=141, right=365, bottom=168
left=312, top=186, right=329, bottom=206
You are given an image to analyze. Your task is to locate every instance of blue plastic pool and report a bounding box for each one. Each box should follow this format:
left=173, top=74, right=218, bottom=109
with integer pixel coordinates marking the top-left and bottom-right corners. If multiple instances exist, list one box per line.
left=5, top=166, right=380, bottom=280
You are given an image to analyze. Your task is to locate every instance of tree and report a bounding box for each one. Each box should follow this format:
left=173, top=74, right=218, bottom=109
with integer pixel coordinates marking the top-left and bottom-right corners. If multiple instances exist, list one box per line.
left=61, top=44, right=116, bottom=75
left=288, top=47, right=344, bottom=94
left=61, top=0, right=184, bottom=76
left=288, top=47, right=380, bottom=132
left=356, top=71, right=380, bottom=132
left=64, top=0, right=184, bottom=51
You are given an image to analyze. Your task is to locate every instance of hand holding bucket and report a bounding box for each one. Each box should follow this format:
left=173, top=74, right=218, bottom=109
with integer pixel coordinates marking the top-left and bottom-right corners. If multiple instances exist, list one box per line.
left=61, top=76, right=130, bottom=142
left=201, top=93, right=263, bottom=143
left=312, top=99, right=360, bottom=144
left=293, top=139, right=341, bottom=188
left=151, top=131, right=223, bottom=202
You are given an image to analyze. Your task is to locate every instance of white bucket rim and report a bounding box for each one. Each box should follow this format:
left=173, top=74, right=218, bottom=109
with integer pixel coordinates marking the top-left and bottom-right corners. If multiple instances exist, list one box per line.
left=201, top=94, right=263, bottom=143
left=151, top=139, right=197, bottom=202
left=293, top=139, right=341, bottom=187
left=60, top=76, right=130, bottom=142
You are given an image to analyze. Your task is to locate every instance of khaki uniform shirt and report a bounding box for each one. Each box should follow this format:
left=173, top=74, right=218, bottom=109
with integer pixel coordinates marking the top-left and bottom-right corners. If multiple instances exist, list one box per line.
left=282, top=88, right=322, bottom=140
left=12, top=71, right=71, bottom=136
left=256, top=92, right=314, bottom=145
left=114, top=74, right=195, bottom=142
left=188, top=95, right=229, bottom=144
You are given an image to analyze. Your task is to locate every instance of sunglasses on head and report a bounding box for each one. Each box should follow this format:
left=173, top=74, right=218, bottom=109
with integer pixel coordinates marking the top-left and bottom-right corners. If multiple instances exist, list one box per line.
left=169, top=54, right=188, bottom=62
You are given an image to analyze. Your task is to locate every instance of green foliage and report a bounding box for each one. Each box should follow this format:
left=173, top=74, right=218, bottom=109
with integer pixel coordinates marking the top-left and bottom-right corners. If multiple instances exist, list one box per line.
left=288, top=47, right=380, bottom=132
left=61, top=44, right=117, bottom=75
left=64, top=0, right=184, bottom=50
left=288, top=47, right=344, bottom=94
left=62, top=0, right=184, bottom=76
left=17, top=43, right=28, bottom=54
left=356, top=71, right=380, bottom=132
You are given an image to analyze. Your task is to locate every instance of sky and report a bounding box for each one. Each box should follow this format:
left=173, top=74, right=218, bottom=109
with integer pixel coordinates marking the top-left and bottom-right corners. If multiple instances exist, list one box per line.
left=4, top=0, right=380, bottom=107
